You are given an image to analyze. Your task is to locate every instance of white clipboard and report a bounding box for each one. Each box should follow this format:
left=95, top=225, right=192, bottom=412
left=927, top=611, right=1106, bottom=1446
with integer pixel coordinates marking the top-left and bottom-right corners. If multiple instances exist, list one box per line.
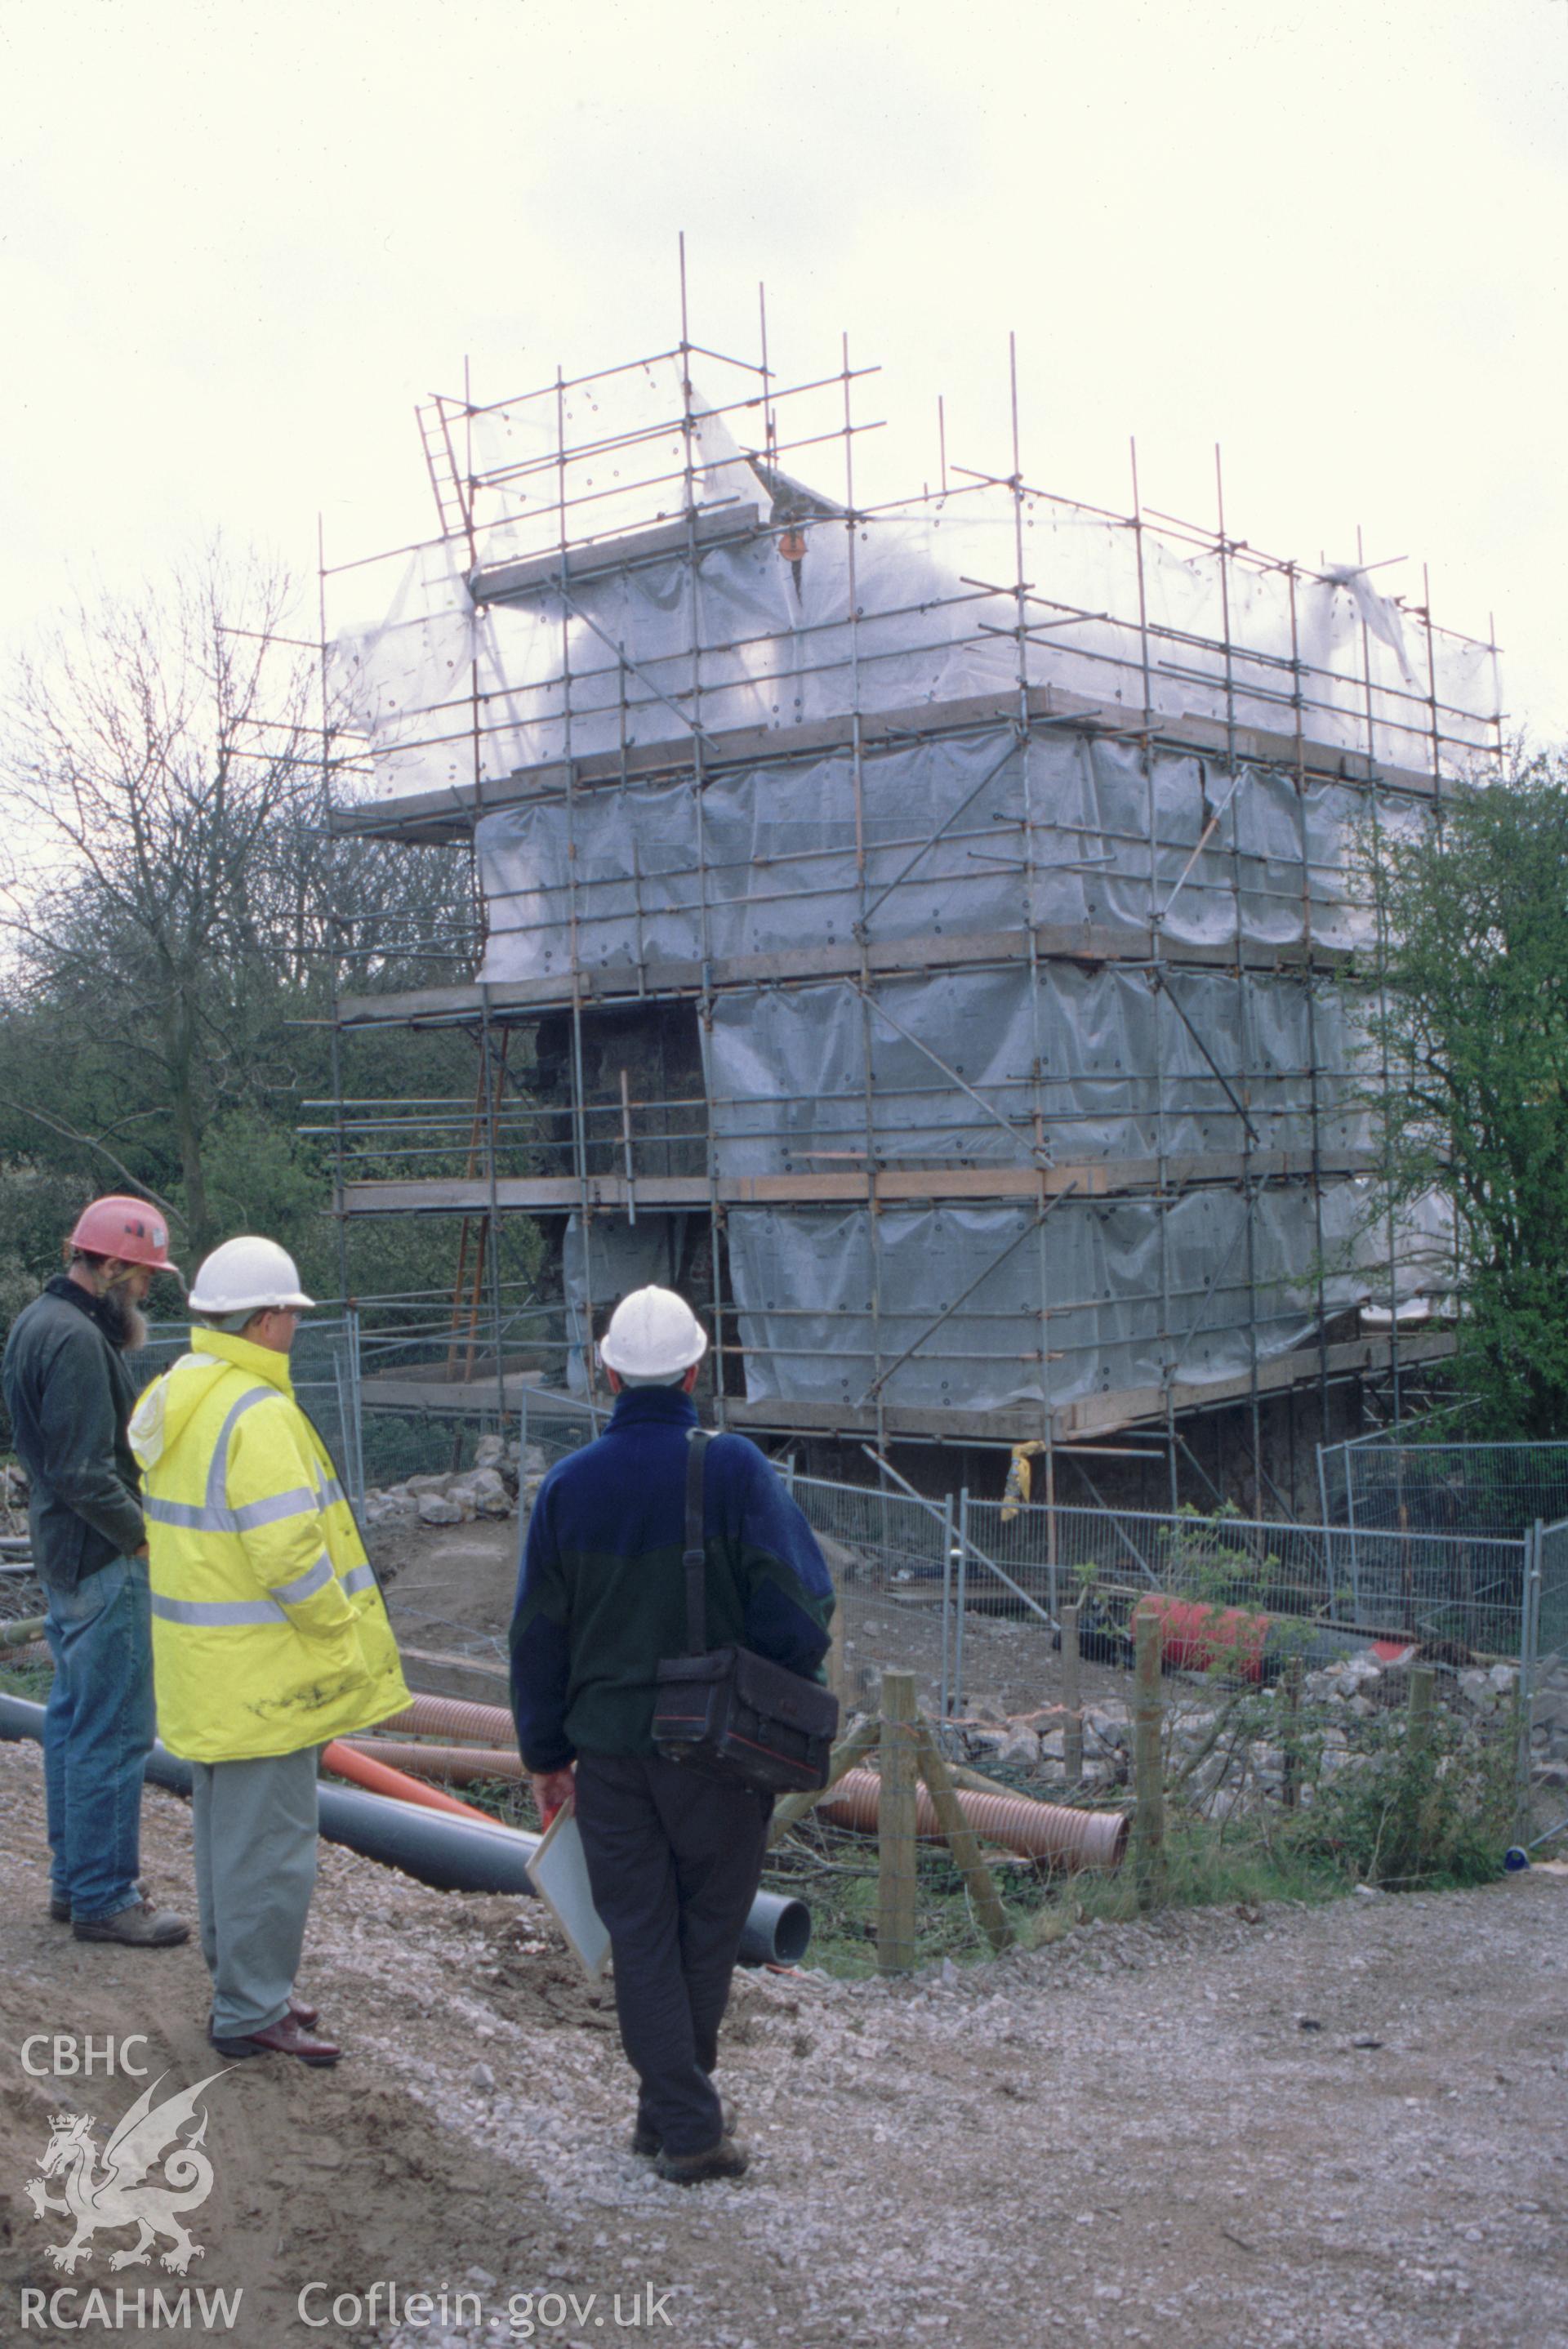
left=525, top=1805, right=612, bottom=1981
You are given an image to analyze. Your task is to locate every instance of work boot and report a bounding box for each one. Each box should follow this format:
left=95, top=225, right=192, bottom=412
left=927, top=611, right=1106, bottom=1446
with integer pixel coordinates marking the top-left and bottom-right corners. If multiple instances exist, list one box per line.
left=654, top=2136, right=749, bottom=2185
left=209, top=2012, right=341, bottom=2067
left=73, top=1897, right=189, bottom=1948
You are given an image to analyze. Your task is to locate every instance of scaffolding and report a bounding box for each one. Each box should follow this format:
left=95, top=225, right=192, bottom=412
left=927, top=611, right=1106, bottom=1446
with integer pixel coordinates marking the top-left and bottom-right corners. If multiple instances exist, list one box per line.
left=315, top=270, right=1500, bottom=1510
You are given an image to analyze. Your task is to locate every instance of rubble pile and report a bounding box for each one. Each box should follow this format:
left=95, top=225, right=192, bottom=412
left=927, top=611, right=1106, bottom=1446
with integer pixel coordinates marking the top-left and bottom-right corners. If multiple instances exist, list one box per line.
left=938, top=1642, right=1541, bottom=1824
left=362, top=1437, right=549, bottom=1527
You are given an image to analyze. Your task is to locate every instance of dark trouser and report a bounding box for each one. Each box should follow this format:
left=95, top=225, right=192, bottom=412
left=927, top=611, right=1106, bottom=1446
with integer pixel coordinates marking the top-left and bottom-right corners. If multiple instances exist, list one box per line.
left=42, top=1557, right=156, bottom=1920
left=574, top=1752, right=772, bottom=2158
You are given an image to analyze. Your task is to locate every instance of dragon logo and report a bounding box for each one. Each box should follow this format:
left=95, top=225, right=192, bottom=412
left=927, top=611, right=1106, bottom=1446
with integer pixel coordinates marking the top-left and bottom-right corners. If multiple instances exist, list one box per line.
left=24, top=2069, right=228, bottom=2275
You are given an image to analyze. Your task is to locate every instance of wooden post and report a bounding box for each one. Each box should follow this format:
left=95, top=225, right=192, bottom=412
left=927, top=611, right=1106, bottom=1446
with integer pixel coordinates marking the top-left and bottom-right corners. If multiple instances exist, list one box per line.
left=1408, top=1663, right=1437, bottom=1757
left=1404, top=1662, right=1437, bottom=1879
left=1406, top=1663, right=1434, bottom=1763
left=1281, top=1656, right=1303, bottom=1812
left=767, top=1713, right=880, bottom=1848
left=1061, top=1601, right=1083, bottom=1787
left=1131, top=1608, right=1165, bottom=1910
left=878, top=1670, right=920, bottom=1974
left=913, top=1722, right=1015, bottom=1953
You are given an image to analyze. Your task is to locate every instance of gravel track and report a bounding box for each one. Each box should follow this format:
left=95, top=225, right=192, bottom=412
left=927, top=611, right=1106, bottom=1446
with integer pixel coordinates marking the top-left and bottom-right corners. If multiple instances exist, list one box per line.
left=2, top=1738, right=1566, bottom=2349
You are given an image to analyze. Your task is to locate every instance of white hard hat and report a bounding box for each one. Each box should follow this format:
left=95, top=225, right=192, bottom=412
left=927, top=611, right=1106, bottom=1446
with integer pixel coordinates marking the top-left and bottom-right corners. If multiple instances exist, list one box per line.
left=599, top=1285, right=708, bottom=1380
left=188, top=1236, right=316, bottom=1317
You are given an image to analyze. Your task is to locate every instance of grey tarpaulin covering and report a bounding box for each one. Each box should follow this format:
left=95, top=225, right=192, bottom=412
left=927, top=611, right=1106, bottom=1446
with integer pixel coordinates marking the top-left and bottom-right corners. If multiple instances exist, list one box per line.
left=474, top=725, right=1388, bottom=981
left=703, top=968, right=1369, bottom=1170
left=474, top=718, right=1414, bottom=1413
left=726, top=1189, right=1371, bottom=1413
left=562, top=1214, right=688, bottom=1397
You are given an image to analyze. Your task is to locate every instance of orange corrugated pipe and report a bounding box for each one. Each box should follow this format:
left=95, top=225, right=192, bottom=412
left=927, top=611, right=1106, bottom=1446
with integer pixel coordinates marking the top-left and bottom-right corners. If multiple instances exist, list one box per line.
left=320, top=1738, right=496, bottom=1821
left=378, top=1693, right=517, bottom=1747
left=342, top=1738, right=528, bottom=1785
left=818, top=1767, right=1128, bottom=1871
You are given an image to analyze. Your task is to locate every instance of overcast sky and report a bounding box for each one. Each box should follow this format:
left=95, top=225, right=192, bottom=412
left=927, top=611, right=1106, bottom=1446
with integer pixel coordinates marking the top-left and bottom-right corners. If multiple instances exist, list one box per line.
left=2, top=0, right=1564, bottom=742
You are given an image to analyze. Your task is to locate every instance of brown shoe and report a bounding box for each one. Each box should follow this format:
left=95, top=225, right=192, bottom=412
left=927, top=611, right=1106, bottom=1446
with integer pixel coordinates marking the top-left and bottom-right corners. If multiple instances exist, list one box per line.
left=654, top=2136, right=748, bottom=2185
left=73, top=1898, right=189, bottom=1948
left=288, top=1995, right=320, bottom=2028
left=210, top=2012, right=341, bottom=2067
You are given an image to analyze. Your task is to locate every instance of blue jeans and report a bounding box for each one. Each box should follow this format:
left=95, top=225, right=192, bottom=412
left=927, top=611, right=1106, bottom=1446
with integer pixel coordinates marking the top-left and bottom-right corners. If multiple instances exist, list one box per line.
left=42, top=1557, right=156, bottom=1920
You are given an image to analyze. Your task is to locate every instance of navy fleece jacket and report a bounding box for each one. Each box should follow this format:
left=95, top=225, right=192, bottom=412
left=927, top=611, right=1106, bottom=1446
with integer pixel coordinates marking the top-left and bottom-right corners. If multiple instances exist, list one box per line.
left=509, top=1385, right=835, bottom=1771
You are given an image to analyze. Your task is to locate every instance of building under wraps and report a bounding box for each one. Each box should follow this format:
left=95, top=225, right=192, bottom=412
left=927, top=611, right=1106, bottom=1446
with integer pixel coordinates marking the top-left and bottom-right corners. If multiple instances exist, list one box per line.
left=323, top=318, right=1499, bottom=1504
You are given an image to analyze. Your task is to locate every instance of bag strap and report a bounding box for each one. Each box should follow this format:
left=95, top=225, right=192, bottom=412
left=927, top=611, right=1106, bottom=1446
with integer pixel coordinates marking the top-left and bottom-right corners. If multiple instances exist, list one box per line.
left=683, top=1429, right=712, bottom=1656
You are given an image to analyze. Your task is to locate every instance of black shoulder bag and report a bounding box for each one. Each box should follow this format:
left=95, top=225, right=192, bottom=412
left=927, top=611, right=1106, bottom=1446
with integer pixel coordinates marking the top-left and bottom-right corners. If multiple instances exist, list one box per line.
left=652, top=1432, right=840, bottom=1794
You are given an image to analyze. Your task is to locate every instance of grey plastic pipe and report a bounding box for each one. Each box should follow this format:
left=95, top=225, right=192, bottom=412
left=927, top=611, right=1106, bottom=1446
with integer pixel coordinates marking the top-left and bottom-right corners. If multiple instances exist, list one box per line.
left=0, top=1693, right=810, bottom=1966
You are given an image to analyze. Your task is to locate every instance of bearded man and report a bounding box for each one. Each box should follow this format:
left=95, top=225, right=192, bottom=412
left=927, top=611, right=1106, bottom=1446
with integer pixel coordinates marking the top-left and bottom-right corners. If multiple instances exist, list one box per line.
left=2, top=1197, right=190, bottom=1946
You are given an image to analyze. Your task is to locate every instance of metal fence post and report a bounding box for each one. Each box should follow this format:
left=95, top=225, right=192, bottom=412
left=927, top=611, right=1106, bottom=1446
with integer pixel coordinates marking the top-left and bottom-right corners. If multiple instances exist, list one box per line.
left=1316, top=1443, right=1338, bottom=1626
left=956, top=1488, right=969, bottom=1719
left=345, top=1307, right=365, bottom=1508
left=1344, top=1446, right=1363, bottom=1623
left=939, top=1493, right=955, bottom=1719
left=1517, top=1521, right=1544, bottom=1845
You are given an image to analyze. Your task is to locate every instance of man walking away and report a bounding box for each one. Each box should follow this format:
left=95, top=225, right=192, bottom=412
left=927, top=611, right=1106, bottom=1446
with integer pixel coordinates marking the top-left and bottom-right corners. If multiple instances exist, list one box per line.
left=510, top=1285, right=835, bottom=2184
left=2, top=1196, right=189, bottom=1947
left=130, top=1236, right=410, bottom=2066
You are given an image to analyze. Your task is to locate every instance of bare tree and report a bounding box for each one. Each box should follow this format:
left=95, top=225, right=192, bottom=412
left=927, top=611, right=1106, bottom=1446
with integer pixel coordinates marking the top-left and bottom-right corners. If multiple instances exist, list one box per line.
left=0, top=548, right=318, bottom=1258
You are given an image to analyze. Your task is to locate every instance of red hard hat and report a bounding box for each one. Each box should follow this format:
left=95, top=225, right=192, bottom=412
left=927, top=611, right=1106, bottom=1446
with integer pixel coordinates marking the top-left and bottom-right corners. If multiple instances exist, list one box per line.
left=69, top=1196, right=180, bottom=1273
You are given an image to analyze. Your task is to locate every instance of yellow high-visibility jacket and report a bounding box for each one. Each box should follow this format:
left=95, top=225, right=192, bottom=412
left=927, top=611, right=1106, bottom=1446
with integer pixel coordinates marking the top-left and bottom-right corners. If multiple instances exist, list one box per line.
left=129, top=1326, right=408, bottom=1763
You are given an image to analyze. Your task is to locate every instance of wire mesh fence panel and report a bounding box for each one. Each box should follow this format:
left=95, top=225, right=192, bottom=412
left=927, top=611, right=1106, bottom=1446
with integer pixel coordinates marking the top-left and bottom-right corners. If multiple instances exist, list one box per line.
left=782, top=1477, right=1532, bottom=1720
left=1537, top=1519, right=1568, bottom=1662
left=788, top=1474, right=955, bottom=1711
left=1321, top=1437, right=1568, bottom=1541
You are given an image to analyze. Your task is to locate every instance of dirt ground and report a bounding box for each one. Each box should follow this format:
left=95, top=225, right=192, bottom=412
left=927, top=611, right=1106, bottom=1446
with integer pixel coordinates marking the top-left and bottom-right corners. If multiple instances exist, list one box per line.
left=3, top=1736, right=1568, bottom=2349
left=364, top=1510, right=1131, bottom=1722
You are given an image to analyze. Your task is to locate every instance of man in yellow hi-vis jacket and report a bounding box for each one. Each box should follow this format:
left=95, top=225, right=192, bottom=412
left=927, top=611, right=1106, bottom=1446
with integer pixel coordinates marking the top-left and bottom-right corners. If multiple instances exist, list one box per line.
left=130, top=1236, right=408, bottom=2066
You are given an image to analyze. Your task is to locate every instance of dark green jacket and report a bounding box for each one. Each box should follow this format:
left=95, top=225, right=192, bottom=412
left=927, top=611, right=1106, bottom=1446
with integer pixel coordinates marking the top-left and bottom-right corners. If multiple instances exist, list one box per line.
left=2, top=1278, right=145, bottom=1592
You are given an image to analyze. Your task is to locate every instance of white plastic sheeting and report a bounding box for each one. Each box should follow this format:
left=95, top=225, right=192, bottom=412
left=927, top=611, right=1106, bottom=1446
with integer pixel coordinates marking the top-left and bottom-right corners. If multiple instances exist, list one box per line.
left=330, top=476, right=1495, bottom=805
left=475, top=724, right=1393, bottom=983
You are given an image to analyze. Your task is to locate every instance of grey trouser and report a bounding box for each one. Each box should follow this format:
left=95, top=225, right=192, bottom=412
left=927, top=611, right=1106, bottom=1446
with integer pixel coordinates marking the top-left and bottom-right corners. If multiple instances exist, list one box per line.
left=189, top=1746, right=319, bottom=2038
left=574, top=1752, right=773, bottom=2158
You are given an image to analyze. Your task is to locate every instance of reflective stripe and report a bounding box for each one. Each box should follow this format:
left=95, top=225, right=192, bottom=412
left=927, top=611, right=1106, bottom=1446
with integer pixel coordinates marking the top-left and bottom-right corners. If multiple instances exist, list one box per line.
left=144, top=1484, right=323, bottom=1537
left=270, top=1555, right=336, bottom=1607
left=145, top=1496, right=239, bottom=1533
left=152, top=1591, right=286, bottom=1628
left=234, top=1487, right=323, bottom=1532
left=339, top=1563, right=376, bottom=1597
left=318, top=1477, right=346, bottom=1509
left=205, top=1387, right=275, bottom=1516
